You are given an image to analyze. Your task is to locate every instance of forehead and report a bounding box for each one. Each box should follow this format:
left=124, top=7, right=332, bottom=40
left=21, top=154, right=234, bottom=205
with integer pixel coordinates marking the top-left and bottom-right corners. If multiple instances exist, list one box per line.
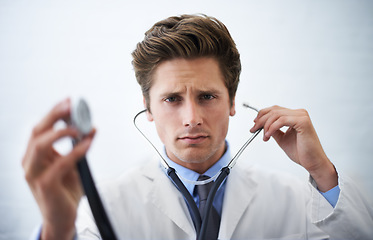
left=151, top=57, right=226, bottom=93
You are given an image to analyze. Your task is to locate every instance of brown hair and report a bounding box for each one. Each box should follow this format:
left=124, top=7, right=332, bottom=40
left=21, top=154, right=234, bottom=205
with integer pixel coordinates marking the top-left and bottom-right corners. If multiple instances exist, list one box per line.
left=131, top=14, right=241, bottom=110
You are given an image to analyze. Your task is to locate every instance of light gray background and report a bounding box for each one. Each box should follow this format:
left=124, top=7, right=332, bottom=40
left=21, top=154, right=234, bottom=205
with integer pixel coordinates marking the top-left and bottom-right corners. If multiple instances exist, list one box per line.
left=1, top=0, right=372, bottom=239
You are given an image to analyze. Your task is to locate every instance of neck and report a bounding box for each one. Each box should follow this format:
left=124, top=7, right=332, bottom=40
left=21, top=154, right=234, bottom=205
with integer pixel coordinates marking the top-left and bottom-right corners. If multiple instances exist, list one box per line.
left=166, top=142, right=227, bottom=174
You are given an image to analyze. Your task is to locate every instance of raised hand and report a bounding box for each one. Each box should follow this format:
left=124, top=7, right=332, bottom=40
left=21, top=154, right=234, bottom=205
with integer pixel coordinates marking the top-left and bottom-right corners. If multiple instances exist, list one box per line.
left=250, top=105, right=338, bottom=192
left=22, top=98, right=95, bottom=239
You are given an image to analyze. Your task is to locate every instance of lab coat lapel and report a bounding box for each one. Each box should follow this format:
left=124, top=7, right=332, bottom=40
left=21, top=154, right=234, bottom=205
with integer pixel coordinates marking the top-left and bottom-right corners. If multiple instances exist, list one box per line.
left=218, top=164, right=258, bottom=239
left=144, top=162, right=196, bottom=238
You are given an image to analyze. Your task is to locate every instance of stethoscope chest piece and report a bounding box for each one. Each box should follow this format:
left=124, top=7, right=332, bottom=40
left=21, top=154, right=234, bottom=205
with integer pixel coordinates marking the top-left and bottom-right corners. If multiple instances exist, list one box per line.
left=71, top=98, right=92, bottom=135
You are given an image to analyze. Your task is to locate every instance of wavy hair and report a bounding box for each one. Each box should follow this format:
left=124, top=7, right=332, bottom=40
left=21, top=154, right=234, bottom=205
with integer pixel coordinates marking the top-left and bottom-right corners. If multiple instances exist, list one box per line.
left=132, top=14, right=241, bottom=110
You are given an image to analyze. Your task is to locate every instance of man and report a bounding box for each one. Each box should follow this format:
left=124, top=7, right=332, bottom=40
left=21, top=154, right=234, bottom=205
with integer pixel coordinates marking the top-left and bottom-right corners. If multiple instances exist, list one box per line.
left=23, top=14, right=372, bottom=239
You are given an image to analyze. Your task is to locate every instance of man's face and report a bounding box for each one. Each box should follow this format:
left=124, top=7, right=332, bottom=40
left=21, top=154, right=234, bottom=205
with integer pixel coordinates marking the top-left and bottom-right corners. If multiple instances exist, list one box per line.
left=146, top=57, right=236, bottom=173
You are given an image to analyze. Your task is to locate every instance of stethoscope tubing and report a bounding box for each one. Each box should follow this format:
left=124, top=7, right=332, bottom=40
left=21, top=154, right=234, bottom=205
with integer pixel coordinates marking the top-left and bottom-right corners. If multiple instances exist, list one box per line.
left=73, top=137, right=118, bottom=240
left=167, top=167, right=202, bottom=234
left=76, top=156, right=118, bottom=240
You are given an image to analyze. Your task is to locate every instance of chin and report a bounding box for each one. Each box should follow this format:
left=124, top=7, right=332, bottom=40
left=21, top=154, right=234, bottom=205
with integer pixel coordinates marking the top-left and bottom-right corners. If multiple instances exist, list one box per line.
left=175, top=149, right=215, bottom=164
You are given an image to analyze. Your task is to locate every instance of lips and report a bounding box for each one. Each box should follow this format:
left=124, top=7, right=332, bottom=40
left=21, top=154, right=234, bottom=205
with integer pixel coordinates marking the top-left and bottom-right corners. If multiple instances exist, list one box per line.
left=178, top=134, right=208, bottom=144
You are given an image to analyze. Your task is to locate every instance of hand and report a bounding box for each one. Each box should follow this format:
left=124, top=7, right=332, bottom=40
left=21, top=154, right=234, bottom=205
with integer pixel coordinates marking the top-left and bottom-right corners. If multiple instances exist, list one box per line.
left=250, top=105, right=338, bottom=192
left=22, top=98, right=95, bottom=239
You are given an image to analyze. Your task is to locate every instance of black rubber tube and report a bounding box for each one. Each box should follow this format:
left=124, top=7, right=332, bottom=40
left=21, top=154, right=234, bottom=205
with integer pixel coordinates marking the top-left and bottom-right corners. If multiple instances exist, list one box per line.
left=77, top=156, right=118, bottom=240
left=167, top=167, right=202, bottom=235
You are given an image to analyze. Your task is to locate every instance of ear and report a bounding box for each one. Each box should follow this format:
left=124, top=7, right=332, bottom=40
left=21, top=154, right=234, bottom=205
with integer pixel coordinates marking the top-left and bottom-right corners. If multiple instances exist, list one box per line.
left=229, top=97, right=236, bottom=116
left=143, top=96, right=153, bottom=122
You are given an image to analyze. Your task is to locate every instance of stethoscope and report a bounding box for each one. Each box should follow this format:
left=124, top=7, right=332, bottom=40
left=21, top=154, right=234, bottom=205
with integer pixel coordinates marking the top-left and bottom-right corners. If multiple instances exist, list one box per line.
left=71, top=98, right=261, bottom=240
left=133, top=103, right=262, bottom=240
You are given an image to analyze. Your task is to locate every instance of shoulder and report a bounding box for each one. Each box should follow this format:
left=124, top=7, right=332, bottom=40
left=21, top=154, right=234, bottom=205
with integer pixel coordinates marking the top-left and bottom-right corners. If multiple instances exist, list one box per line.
left=233, top=163, right=310, bottom=196
left=96, top=158, right=164, bottom=201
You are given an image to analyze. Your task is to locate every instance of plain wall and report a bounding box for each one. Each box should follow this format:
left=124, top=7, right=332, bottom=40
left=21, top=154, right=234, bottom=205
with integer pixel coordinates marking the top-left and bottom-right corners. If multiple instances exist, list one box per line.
left=1, top=0, right=372, bottom=239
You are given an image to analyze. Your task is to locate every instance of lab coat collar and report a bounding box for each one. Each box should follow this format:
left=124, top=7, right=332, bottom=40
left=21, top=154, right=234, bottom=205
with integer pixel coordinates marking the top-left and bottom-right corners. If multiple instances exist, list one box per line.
left=142, top=160, right=197, bottom=238
left=219, top=163, right=258, bottom=239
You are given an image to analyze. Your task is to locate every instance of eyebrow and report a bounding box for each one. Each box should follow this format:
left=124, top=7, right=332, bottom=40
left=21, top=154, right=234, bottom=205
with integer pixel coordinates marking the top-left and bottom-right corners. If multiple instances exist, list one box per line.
left=160, top=88, right=223, bottom=97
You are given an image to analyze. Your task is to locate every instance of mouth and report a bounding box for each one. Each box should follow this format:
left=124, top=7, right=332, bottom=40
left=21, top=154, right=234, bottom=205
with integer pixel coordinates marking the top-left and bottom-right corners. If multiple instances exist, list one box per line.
left=178, top=134, right=208, bottom=144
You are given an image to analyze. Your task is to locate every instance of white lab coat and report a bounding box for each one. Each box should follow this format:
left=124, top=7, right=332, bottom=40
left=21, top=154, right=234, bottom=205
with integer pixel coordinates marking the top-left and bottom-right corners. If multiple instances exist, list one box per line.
left=76, top=159, right=373, bottom=239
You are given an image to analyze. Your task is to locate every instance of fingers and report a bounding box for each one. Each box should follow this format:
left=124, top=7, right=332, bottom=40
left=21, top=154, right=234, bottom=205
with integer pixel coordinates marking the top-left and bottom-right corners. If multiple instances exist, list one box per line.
left=250, top=106, right=310, bottom=141
left=23, top=127, right=78, bottom=174
left=32, top=98, right=71, bottom=137
left=49, top=134, right=95, bottom=179
left=27, top=129, right=95, bottom=187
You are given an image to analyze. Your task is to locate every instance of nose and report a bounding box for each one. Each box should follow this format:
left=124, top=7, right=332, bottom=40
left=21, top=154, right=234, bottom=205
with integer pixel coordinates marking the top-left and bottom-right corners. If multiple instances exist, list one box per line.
left=182, top=100, right=203, bottom=128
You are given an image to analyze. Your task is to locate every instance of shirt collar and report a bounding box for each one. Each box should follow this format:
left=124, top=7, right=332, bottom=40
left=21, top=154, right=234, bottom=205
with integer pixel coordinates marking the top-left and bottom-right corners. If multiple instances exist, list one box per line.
left=162, top=141, right=231, bottom=195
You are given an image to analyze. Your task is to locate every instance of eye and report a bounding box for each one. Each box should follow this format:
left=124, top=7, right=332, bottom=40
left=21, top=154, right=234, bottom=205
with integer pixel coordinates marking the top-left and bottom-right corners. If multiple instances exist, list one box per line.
left=201, top=94, right=215, bottom=100
left=164, top=96, right=179, bottom=103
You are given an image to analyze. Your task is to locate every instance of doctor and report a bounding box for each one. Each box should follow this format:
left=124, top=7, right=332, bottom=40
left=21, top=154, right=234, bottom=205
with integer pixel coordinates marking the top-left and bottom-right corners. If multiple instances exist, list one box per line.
left=23, top=14, right=372, bottom=239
